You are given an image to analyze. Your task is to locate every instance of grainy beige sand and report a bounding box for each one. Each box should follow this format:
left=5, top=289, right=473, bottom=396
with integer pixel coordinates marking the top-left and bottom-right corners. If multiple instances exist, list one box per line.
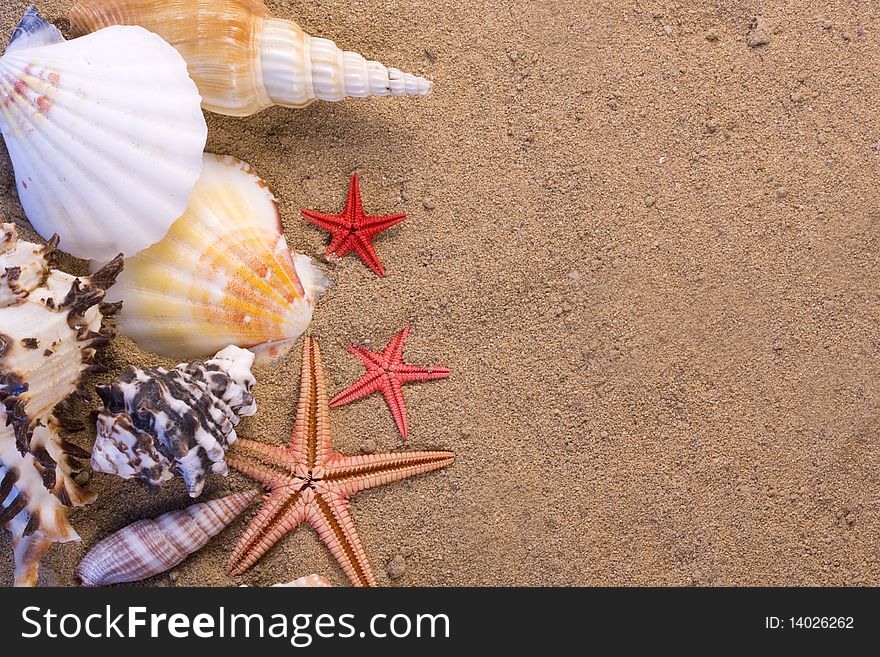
left=1, top=1, right=878, bottom=587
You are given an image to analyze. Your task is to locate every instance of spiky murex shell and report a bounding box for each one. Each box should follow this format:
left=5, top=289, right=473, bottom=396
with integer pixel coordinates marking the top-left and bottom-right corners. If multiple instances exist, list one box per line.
left=0, top=223, right=121, bottom=586
left=91, top=345, right=257, bottom=498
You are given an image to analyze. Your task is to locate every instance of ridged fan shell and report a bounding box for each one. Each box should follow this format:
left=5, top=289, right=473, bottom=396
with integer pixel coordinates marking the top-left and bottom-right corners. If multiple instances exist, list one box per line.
left=0, top=7, right=208, bottom=260
left=240, top=573, right=333, bottom=587
left=107, top=154, right=330, bottom=361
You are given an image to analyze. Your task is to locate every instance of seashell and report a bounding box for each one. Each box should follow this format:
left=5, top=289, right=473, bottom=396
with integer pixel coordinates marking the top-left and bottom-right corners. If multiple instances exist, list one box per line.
left=240, top=574, right=333, bottom=588
left=0, top=6, right=208, bottom=260
left=76, top=489, right=258, bottom=586
left=91, top=345, right=258, bottom=497
left=70, top=0, right=433, bottom=117
left=105, top=153, right=331, bottom=362
left=0, top=223, right=121, bottom=586
left=272, top=574, right=333, bottom=587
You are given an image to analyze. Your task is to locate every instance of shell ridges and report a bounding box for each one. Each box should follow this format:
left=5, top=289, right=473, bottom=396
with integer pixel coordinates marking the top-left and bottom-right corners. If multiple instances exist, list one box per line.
left=107, top=154, right=330, bottom=361
left=0, top=8, right=208, bottom=260
left=76, top=489, right=258, bottom=586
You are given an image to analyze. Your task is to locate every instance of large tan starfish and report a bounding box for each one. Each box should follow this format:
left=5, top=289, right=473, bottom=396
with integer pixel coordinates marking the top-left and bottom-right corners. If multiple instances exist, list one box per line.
left=227, top=337, right=454, bottom=586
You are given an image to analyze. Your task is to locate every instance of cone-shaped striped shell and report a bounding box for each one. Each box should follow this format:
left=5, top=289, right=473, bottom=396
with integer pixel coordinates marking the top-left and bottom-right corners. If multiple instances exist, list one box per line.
left=76, top=489, right=258, bottom=586
left=0, top=6, right=207, bottom=260
left=70, top=0, right=432, bottom=117
left=106, top=154, right=330, bottom=361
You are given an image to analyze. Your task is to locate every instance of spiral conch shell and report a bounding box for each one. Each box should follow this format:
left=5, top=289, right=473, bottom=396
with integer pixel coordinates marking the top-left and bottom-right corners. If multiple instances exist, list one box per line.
left=0, top=223, right=122, bottom=586
left=76, top=490, right=258, bottom=586
left=105, top=154, right=331, bottom=362
left=0, top=6, right=207, bottom=260
left=70, top=0, right=432, bottom=117
left=91, top=346, right=257, bottom=498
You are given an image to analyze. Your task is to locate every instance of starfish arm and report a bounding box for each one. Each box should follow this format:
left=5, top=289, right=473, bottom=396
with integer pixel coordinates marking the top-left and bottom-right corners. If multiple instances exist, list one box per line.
left=361, top=213, right=407, bottom=237
left=347, top=173, right=363, bottom=219
left=329, top=370, right=385, bottom=408
left=348, top=344, right=386, bottom=369
left=324, top=451, right=455, bottom=496
left=290, top=338, right=335, bottom=467
left=227, top=438, right=298, bottom=489
left=325, top=232, right=355, bottom=259
left=228, top=488, right=308, bottom=576
left=352, top=234, right=386, bottom=277
left=394, top=363, right=452, bottom=383
left=382, top=377, right=410, bottom=438
left=300, top=209, right=349, bottom=232
left=306, top=490, right=376, bottom=587
left=384, top=324, right=411, bottom=362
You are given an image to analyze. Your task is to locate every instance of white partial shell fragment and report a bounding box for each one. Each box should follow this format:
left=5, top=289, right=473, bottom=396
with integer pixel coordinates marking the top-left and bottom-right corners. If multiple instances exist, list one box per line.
left=240, top=574, right=334, bottom=587
left=91, top=345, right=258, bottom=497
left=0, top=7, right=208, bottom=260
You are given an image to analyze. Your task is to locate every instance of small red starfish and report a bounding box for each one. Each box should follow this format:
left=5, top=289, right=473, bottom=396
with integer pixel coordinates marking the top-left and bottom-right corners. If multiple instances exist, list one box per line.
left=227, top=337, right=453, bottom=586
left=301, top=174, right=406, bottom=277
left=330, top=325, right=450, bottom=439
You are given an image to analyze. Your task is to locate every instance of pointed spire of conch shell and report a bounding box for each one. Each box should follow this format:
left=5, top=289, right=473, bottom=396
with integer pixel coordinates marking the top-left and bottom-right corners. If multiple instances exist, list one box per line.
left=69, top=0, right=432, bottom=117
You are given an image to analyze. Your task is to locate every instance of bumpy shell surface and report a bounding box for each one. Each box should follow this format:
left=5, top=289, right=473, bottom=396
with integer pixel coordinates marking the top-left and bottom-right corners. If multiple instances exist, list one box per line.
left=70, top=0, right=432, bottom=117
left=105, top=154, right=330, bottom=361
left=91, top=345, right=257, bottom=497
left=76, top=489, right=258, bottom=586
left=0, top=7, right=207, bottom=260
left=0, top=223, right=121, bottom=586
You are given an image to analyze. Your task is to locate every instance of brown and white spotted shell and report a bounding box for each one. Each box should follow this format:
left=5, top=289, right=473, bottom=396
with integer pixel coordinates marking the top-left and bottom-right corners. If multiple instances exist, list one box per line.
left=90, top=346, right=257, bottom=498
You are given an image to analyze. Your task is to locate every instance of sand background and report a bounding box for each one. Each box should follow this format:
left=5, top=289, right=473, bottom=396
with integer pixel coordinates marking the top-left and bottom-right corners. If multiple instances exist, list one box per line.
left=1, top=0, right=878, bottom=586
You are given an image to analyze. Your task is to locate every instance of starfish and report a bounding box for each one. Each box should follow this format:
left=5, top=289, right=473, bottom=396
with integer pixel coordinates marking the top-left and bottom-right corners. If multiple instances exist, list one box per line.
left=227, top=337, right=454, bottom=586
left=301, top=173, right=406, bottom=277
left=329, top=325, right=450, bottom=439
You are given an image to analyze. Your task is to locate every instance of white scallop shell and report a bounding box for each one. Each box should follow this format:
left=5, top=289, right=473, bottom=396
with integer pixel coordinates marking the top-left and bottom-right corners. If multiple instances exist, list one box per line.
left=106, top=153, right=331, bottom=361
left=0, top=7, right=208, bottom=261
